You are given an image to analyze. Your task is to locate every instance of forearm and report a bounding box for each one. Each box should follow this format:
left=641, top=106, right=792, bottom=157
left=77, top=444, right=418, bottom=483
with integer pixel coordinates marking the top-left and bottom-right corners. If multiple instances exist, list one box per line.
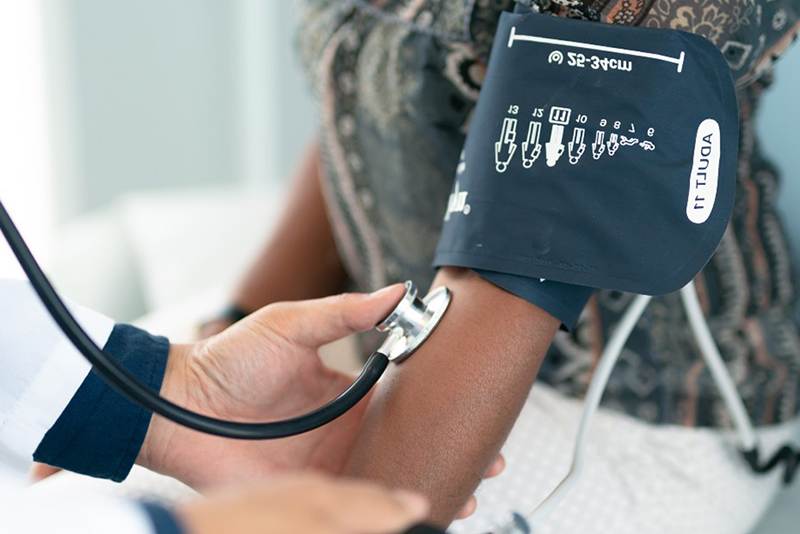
left=344, top=267, right=560, bottom=526
left=232, top=141, right=346, bottom=312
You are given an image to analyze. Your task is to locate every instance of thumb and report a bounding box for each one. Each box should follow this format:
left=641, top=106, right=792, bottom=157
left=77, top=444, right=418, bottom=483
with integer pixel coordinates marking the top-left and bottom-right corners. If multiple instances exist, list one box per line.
left=274, top=283, right=406, bottom=348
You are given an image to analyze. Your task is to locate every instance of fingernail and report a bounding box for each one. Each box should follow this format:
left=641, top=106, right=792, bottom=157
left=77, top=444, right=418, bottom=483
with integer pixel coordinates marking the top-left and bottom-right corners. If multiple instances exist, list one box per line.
left=369, top=283, right=403, bottom=298
left=393, top=490, right=429, bottom=515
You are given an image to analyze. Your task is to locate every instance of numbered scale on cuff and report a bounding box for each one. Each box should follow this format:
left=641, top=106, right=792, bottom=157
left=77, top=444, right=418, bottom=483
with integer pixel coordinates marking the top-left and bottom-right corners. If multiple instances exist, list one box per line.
left=436, top=9, right=739, bottom=297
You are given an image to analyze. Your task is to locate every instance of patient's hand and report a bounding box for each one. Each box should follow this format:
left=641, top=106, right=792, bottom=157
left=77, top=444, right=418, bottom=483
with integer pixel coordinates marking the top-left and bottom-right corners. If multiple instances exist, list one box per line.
left=138, top=284, right=502, bottom=517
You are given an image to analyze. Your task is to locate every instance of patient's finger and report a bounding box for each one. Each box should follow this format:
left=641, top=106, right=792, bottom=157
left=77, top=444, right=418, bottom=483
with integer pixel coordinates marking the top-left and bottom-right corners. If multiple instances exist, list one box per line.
left=485, top=454, right=505, bottom=478
left=456, top=496, right=478, bottom=519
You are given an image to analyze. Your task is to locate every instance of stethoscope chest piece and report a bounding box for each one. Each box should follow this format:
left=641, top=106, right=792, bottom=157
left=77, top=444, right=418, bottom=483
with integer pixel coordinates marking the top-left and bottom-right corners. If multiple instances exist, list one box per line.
left=376, top=281, right=451, bottom=363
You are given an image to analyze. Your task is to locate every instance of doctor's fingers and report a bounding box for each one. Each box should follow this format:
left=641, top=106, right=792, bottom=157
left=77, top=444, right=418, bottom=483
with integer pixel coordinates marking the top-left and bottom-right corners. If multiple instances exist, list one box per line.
left=310, top=479, right=431, bottom=534
left=197, top=317, right=235, bottom=339
left=259, top=284, right=407, bottom=348
left=176, top=474, right=429, bottom=534
left=29, top=462, right=61, bottom=481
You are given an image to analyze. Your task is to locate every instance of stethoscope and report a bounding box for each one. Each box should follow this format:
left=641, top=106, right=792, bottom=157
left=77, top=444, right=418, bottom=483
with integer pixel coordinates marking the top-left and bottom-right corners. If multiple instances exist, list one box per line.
left=2, top=191, right=798, bottom=534
left=0, top=197, right=451, bottom=440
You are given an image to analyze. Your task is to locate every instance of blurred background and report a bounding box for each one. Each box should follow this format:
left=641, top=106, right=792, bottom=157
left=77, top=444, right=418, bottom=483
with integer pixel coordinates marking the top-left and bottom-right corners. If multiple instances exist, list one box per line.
left=0, top=0, right=316, bottom=324
left=2, top=1, right=800, bottom=326
left=0, top=2, right=798, bottom=531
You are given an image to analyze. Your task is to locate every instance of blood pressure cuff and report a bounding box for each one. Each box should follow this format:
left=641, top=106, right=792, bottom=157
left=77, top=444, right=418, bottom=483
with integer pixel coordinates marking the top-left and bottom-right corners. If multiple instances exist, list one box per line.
left=434, top=8, right=739, bottom=304
left=475, top=268, right=594, bottom=329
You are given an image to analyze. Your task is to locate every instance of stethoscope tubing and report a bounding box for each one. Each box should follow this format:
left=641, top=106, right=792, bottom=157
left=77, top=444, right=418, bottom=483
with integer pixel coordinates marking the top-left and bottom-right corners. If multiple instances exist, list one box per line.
left=0, top=198, right=388, bottom=440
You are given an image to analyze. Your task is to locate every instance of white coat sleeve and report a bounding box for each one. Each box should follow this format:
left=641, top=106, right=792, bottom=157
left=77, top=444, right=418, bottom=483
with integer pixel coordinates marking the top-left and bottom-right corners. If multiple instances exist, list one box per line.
left=0, top=278, right=114, bottom=478
left=0, top=280, right=163, bottom=534
left=1, top=468, right=157, bottom=534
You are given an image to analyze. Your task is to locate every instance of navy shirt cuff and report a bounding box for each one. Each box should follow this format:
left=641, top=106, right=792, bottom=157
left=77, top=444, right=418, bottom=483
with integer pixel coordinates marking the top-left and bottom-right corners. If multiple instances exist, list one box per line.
left=141, top=502, right=187, bottom=534
left=473, top=269, right=594, bottom=329
left=33, top=324, right=171, bottom=482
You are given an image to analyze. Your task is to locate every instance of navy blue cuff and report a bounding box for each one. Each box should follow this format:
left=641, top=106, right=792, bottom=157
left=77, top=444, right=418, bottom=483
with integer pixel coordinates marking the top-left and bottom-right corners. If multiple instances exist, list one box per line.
left=473, top=269, right=593, bottom=329
left=33, top=324, right=171, bottom=482
left=141, top=503, right=186, bottom=534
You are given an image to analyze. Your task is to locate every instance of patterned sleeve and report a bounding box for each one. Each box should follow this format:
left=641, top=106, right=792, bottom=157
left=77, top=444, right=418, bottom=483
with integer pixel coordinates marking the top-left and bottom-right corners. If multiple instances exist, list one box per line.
left=641, top=0, right=800, bottom=85
left=521, top=0, right=800, bottom=85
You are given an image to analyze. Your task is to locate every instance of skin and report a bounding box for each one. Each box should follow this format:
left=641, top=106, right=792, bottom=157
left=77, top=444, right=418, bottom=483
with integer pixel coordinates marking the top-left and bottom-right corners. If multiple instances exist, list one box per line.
left=30, top=144, right=345, bottom=480
left=30, top=286, right=433, bottom=534
left=33, top=144, right=507, bottom=529
left=195, top=142, right=511, bottom=520
left=141, top=284, right=502, bottom=520
left=147, top=287, right=434, bottom=534
left=199, top=142, right=346, bottom=337
left=138, top=285, right=410, bottom=488
left=344, top=269, right=560, bottom=526
left=175, top=474, right=429, bottom=534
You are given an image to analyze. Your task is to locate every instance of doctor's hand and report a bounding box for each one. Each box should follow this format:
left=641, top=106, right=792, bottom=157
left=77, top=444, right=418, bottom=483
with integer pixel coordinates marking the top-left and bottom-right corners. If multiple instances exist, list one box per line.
left=138, top=284, right=501, bottom=518
left=138, top=284, right=408, bottom=489
left=177, top=473, right=429, bottom=534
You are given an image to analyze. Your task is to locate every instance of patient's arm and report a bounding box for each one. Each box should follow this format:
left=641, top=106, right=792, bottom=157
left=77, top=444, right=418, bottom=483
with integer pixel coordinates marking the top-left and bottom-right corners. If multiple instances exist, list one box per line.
left=345, top=267, right=560, bottom=526
left=232, top=141, right=346, bottom=310
left=201, top=141, right=347, bottom=336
